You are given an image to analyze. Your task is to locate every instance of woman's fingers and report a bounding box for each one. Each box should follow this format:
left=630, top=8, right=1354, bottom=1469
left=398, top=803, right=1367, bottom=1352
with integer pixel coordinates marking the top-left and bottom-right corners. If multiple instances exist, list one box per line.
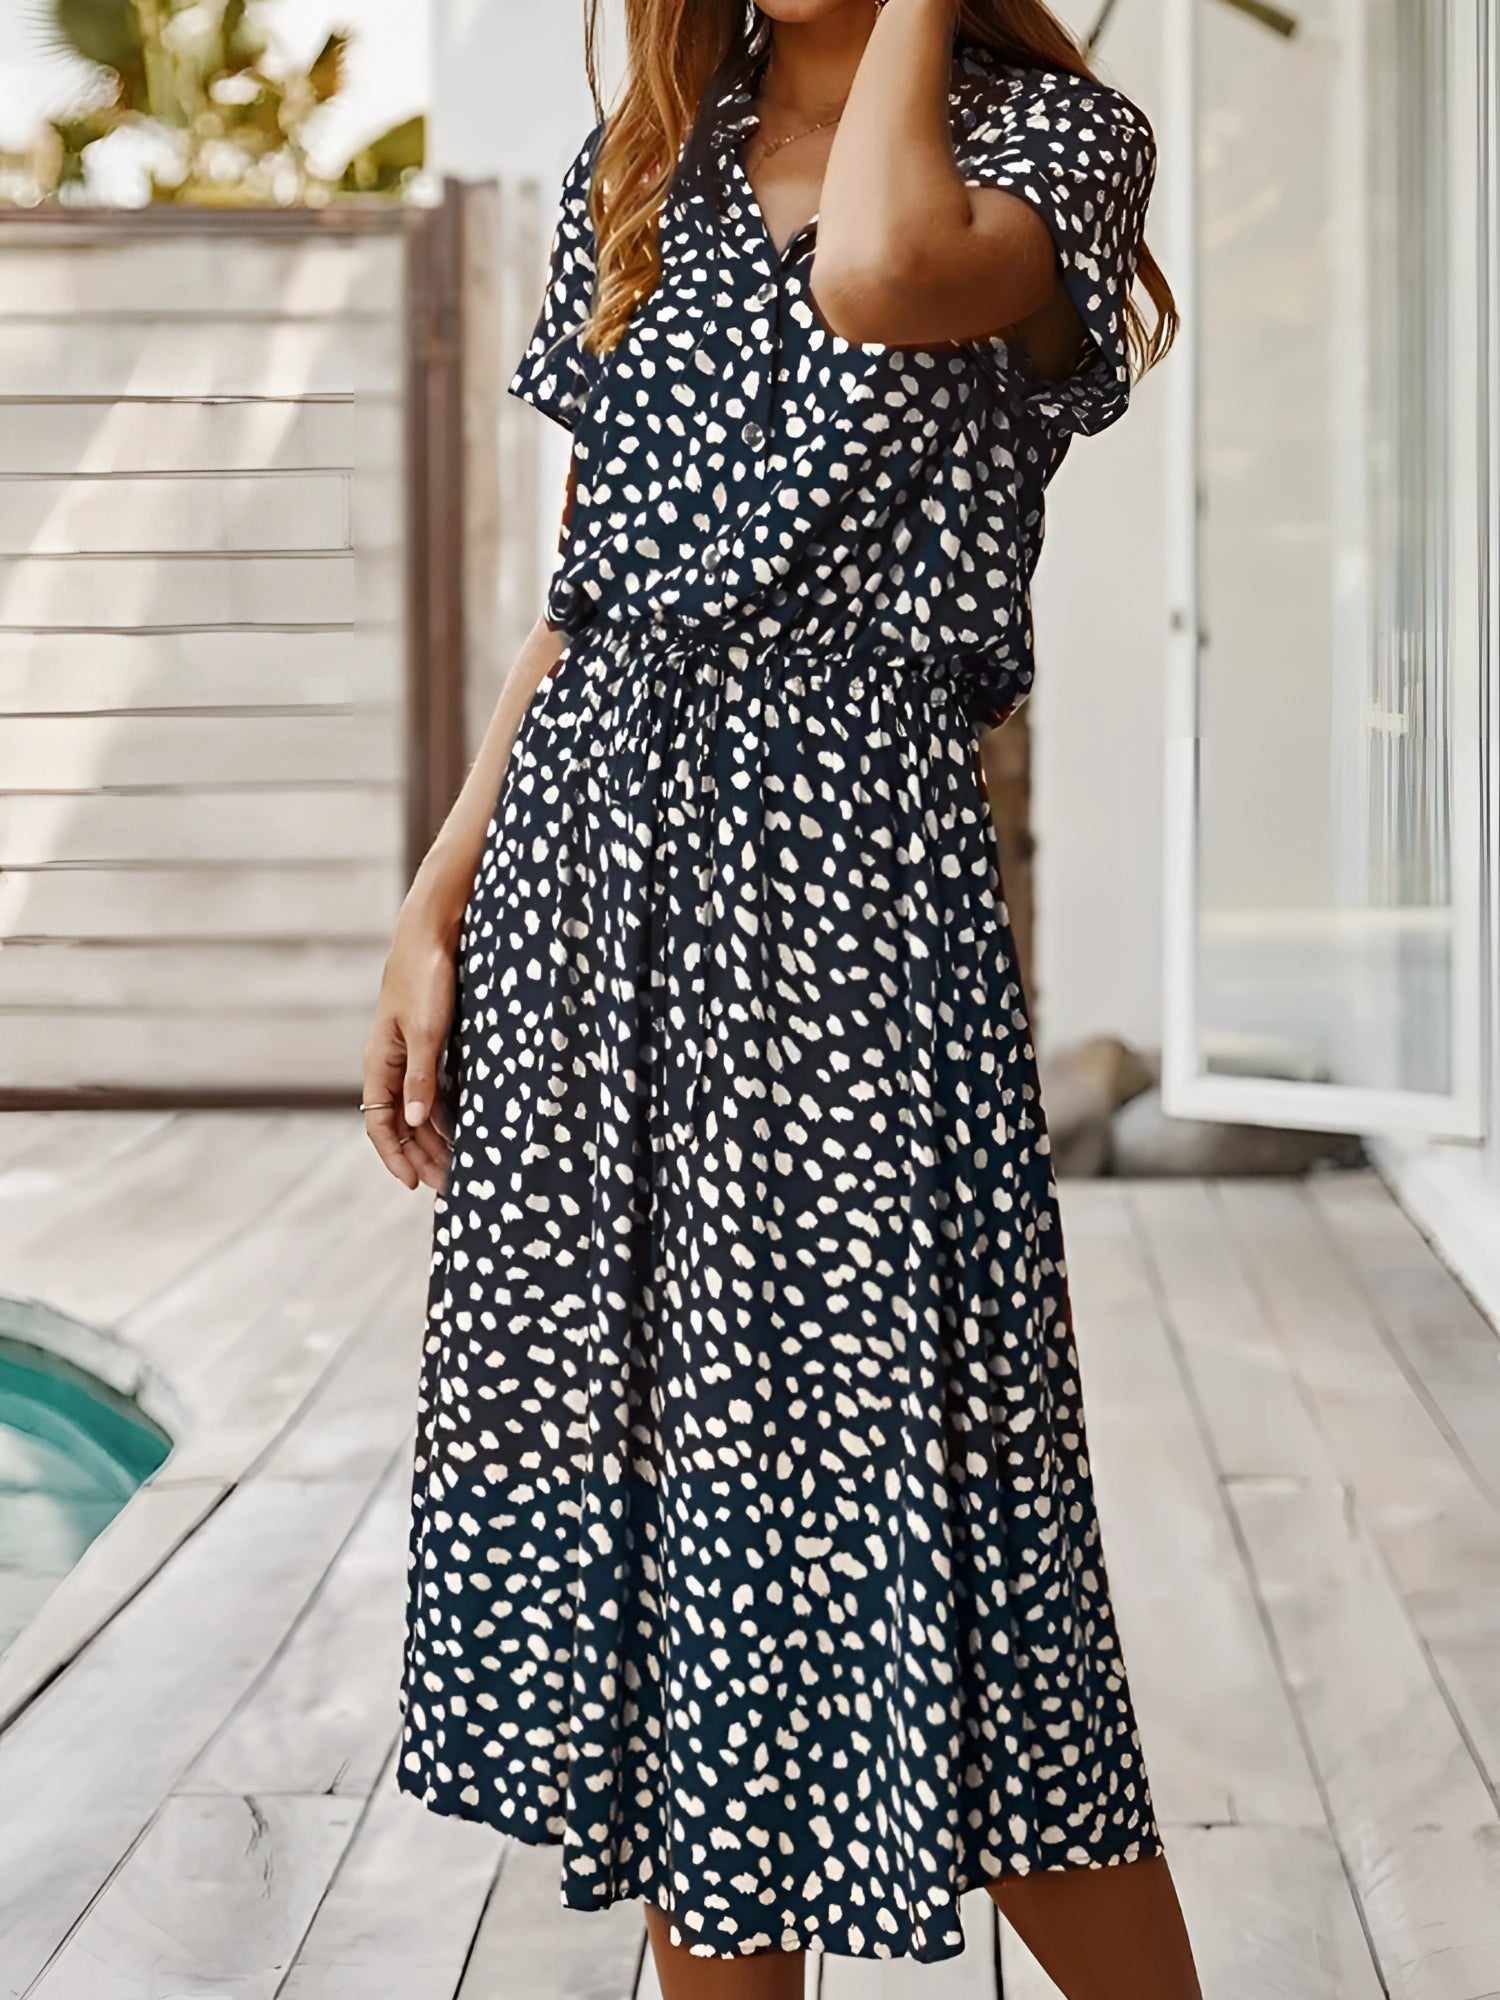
left=363, top=1024, right=421, bottom=1190
left=363, top=1010, right=453, bottom=1193
left=401, top=1011, right=448, bottom=1132
left=403, top=1114, right=451, bottom=1191
left=369, top=1107, right=424, bottom=1190
left=364, top=946, right=455, bottom=1192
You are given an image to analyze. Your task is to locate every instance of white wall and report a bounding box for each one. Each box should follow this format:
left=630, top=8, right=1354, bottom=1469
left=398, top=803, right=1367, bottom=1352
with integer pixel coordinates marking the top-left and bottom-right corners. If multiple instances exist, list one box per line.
left=429, top=0, right=608, bottom=185
left=430, top=0, right=625, bottom=607
left=1029, top=1, right=1171, bottom=1060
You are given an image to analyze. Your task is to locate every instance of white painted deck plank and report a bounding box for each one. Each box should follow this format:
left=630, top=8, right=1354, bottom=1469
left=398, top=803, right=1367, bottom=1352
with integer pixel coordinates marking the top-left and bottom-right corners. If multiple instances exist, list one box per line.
left=1121, top=1179, right=1332, bottom=1483
left=1055, top=1182, right=1324, bottom=1831
left=0, top=1112, right=169, bottom=1200
left=1233, top=1477, right=1500, bottom=2000
left=278, top=1751, right=503, bottom=2000
left=0, top=1121, right=423, bottom=1981
left=27, top=1793, right=361, bottom=2000
left=3, top=1134, right=1496, bottom=1997
left=0, top=1475, right=382, bottom=2000
left=184, top=1465, right=409, bottom=1801
left=994, top=1925, right=1059, bottom=2000
left=1129, top=1177, right=1500, bottom=1998
left=0, top=1112, right=343, bottom=1328
left=998, top=1825, right=1383, bottom=2000
left=456, top=1837, right=647, bottom=2000
left=1167, top=1825, right=1384, bottom=2000
left=252, top=1291, right=423, bottom=1485
left=0, top=1113, right=64, bottom=1170
left=0, top=1479, right=225, bottom=1732
left=155, top=1198, right=424, bottom=1489
left=1056, top=1185, right=1389, bottom=1990
left=122, top=1128, right=389, bottom=1389
left=1215, top=1178, right=1500, bottom=1799
left=1309, top=1173, right=1500, bottom=1503
left=0, top=1112, right=278, bottom=1274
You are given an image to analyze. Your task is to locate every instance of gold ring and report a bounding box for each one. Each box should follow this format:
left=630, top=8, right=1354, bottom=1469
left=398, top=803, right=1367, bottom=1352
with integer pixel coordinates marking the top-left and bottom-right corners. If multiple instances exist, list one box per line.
left=360, top=1099, right=395, bottom=1113
left=397, top=1136, right=415, bottom=1148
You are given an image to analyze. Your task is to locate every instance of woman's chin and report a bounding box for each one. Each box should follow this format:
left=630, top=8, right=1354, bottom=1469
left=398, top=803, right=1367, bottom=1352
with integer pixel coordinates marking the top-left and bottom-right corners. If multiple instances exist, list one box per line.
left=755, top=0, right=876, bottom=26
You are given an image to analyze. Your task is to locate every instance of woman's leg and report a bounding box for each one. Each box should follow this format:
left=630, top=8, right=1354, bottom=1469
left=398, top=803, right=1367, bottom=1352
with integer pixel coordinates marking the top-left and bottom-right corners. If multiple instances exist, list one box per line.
left=988, top=1856, right=1202, bottom=2000
left=642, top=1859, right=1199, bottom=1999
left=643, top=1904, right=806, bottom=1999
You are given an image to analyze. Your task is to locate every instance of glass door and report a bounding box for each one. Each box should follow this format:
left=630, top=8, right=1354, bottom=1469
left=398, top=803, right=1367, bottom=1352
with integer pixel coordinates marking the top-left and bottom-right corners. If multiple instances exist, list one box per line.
left=1160, top=0, right=1489, bottom=1138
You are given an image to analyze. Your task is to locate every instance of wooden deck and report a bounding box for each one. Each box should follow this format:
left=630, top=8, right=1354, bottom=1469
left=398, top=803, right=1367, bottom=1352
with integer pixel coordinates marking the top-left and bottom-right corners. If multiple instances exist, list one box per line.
left=0, top=1112, right=1496, bottom=1998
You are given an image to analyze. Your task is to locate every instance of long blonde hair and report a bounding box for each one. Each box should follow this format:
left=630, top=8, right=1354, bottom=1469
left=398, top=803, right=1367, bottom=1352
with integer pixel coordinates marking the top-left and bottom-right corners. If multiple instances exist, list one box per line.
left=581, top=0, right=1178, bottom=372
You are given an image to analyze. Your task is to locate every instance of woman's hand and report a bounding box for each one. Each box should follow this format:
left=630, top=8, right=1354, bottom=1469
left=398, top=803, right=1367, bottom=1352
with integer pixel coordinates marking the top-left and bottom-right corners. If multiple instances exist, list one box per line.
left=362, top=908, right=459, bottom=1192
left=358, top=612, right=568, bottom=1193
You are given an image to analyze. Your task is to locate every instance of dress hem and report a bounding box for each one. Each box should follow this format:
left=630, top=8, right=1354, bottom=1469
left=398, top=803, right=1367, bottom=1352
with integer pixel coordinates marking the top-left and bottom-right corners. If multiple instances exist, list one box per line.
left=393, top=1762, right=1167, bottom=1965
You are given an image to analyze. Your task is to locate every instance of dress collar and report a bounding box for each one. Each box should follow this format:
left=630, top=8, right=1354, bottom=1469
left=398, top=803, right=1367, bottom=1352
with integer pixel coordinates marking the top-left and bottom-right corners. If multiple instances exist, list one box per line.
left=705, top=63, right=765, bottom=159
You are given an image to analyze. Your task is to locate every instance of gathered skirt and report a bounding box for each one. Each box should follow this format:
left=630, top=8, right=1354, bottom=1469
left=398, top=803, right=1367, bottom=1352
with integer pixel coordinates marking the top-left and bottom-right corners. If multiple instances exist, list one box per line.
left=396, top=622, right=1162, bottom=1962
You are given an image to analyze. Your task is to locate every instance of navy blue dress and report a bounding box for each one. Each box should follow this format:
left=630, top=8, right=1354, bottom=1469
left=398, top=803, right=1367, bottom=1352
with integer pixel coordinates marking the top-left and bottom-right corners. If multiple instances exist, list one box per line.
left=399, top=40, right=1164, bottom=1964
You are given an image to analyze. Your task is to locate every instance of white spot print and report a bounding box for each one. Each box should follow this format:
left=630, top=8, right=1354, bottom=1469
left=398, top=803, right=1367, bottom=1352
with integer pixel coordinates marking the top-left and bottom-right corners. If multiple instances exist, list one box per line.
left=398, top=33, right=1162, bottom=1973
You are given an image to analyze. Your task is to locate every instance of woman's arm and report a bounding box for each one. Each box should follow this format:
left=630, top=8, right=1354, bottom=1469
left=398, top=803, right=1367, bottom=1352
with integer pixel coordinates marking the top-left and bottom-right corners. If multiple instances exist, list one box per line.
left=812, top=0, right=1082, bottom=367
left=361, top=614, right=565, bottom=1189
left=362, top=471, right=576, bottom=1190
left=401, top=613, right=566, bottom=965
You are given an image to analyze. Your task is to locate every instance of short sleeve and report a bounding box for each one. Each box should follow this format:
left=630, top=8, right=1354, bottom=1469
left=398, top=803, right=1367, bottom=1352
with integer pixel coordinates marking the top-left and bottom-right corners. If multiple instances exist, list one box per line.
left=958, top=64, right=1157, bottom=437
left=507, top=126, right=604, bottom=432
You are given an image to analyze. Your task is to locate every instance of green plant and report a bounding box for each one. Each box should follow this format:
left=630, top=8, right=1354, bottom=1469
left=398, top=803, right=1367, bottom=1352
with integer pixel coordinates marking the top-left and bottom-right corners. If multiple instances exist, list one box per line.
left=10, top=0, right=424, bottom=204
left=1087, top=0, right=1300, bottom=49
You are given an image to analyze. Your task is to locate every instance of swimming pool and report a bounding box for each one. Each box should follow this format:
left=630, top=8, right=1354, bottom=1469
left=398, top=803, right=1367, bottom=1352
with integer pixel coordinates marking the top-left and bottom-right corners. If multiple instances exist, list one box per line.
left=0, top=1334, right=172, bottom=1654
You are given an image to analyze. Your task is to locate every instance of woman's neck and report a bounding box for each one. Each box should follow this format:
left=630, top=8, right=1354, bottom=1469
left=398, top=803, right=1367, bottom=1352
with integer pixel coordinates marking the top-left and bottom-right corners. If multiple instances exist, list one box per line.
left=759, top=5, right=877, bottom=117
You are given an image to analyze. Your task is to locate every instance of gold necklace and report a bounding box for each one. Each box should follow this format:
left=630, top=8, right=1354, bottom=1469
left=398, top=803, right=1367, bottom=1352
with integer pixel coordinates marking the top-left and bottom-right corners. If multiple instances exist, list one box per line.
left=748, top=100, right=847, bottom=165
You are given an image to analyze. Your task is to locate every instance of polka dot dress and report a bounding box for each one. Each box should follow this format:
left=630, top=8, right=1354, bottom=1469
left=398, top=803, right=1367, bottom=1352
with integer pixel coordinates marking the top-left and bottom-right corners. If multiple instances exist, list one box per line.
left=398, top=40, right=1165, bottom=1965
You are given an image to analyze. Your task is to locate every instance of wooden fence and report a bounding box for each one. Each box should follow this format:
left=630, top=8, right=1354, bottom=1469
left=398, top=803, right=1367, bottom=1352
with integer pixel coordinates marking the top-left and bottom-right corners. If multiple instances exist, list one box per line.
left=0, top=187, right=539, bottom=1107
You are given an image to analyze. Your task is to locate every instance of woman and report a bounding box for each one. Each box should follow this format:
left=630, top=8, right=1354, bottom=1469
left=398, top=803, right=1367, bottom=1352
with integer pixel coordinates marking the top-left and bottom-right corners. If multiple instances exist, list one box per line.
left=367, top=1, right=1199, bottom=1994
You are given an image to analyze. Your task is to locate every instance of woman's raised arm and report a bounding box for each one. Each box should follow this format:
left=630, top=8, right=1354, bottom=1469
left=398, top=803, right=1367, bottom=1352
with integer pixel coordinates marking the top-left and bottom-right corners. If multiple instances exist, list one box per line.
left=812, top=0, right=1075, bottom=362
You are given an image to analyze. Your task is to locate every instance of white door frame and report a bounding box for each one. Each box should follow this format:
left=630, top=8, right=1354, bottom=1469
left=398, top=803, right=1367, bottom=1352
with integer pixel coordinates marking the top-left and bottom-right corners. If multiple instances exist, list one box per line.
left=1159, top=0, right=1492, bottom=1142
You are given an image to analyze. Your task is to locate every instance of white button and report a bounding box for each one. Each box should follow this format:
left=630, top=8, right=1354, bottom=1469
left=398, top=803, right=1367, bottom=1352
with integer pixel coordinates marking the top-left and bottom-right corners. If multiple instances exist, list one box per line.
left=750, top=281, right=776, bottom=308
left=742, top=421, right=766, bottom=452
left=703, top=546, right=722, bottom=571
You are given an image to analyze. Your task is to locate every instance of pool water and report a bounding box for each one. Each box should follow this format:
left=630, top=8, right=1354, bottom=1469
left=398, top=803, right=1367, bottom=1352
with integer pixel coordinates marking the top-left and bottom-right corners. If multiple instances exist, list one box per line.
left=0, top=1335, right=172, bottom=1654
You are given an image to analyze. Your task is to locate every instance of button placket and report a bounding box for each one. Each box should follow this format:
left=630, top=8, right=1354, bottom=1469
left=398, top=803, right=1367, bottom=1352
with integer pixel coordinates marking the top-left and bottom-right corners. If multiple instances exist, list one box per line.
left=761, top=224, right=815, bottom=449
left=742, top=256, right=777, bottom=464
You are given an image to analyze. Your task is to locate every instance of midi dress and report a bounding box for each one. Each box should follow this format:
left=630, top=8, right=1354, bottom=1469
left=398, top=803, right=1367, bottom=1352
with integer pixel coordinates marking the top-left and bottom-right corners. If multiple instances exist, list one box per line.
left=399, top=39, right=1164, bottom=1964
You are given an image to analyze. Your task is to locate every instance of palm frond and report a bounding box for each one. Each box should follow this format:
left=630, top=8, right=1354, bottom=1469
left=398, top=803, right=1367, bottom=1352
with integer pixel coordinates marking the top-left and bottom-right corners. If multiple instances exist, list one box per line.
left=307, top=30, right=350, bottom=105
left=1087, top=0, right=1300, bottom=55
left=13, top=0, right=410, bottom=206
left=30, top=0, right=141, bottom=70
